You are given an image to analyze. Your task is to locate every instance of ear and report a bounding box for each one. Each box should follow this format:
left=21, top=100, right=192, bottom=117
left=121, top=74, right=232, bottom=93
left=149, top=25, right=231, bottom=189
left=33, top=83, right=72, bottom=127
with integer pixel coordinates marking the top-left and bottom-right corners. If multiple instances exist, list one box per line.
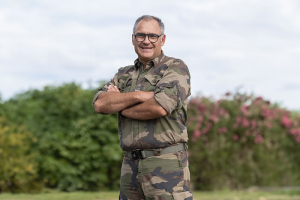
left=132, top=34, right=135, bottom=45
left=161, top=34, right=166, bottom=46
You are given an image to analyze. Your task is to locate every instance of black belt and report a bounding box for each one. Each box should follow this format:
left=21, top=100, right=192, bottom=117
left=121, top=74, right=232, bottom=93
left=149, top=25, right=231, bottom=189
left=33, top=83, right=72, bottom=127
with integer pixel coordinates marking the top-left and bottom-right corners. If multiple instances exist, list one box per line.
left=124, top=143, right=186, bottom=160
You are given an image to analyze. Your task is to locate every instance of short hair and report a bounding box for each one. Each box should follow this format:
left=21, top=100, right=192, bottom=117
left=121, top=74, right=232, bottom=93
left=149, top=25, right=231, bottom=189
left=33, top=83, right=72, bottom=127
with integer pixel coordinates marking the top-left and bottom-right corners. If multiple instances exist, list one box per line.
left=133, top=15, right=165, bottom=35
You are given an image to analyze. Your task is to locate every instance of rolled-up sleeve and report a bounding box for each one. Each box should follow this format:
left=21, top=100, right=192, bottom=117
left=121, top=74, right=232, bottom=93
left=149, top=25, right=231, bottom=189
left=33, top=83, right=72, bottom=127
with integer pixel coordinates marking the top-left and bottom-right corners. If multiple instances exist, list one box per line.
left=154, top=60, right=191, bottom=115
left=92, top=73, right=119, bottom=105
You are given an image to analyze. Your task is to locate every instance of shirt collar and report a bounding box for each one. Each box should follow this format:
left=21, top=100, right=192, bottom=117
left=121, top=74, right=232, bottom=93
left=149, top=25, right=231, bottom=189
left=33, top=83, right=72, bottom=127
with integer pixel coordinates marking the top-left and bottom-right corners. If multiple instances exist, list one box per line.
left=134, top=51, right=165, bottom=70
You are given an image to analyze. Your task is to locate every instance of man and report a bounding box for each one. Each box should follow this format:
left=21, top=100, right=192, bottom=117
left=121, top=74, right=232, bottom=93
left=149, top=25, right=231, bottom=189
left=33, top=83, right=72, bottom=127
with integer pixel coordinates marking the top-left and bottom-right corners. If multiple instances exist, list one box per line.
left=93, top=15, right=193, bottom=200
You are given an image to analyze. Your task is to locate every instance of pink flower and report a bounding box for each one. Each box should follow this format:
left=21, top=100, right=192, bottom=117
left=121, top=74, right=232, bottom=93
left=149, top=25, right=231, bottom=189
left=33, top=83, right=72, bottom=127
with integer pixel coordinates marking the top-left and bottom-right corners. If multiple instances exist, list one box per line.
left=281, top=115, right=292, bottom=128
left=261, top=105, right=273, bottom=119
left=289, top=129, right=298, bottom=135
left=256, top=96, right=263, bottom=101
left=210, top=115, right=219, bottom=123
left=195, top=122, right=202, bottom=130
left=241, top=105, right=249, bottom=115
left=233, top=135, right=239, bottom=141
left=218, top=127, right=228, bottom=133
left=198, top=104, right=206, bottom=112
left=254, top=96, right=264, bottom=105
left=189, top=98, right=197, bottom=104
left=193, top=130, right=201, bottom=138
left=197, top=116, right=203, bottom=122
left=202, top=122, right=213, bottom=135
left=241, top=118, right=250, bottom=128
left=236, top=116, right=242, bottom=123
left=254, top=135, right=264, bottom=144
left=218, top=108, right=228, bottom=116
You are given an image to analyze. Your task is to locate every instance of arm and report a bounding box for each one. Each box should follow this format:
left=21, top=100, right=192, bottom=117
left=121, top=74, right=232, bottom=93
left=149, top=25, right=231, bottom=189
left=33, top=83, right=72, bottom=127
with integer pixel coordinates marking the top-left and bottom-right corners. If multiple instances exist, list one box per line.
left=121, top=97, right=167, bottom=120
left=94, top=85, right=154, bottom=114
left=122, top=59, right=190, bottom=120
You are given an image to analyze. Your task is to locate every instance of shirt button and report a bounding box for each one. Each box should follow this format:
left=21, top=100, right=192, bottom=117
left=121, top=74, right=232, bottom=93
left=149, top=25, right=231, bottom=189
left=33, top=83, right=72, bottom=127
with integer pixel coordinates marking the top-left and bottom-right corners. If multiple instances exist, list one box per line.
left=134, top=125, right=138, bottom=129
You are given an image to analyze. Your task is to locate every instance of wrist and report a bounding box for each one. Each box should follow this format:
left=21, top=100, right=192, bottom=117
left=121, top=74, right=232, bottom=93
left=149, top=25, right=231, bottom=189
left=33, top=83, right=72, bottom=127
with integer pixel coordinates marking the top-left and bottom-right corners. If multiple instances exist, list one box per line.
left=135, top=91, right=145, bottom=102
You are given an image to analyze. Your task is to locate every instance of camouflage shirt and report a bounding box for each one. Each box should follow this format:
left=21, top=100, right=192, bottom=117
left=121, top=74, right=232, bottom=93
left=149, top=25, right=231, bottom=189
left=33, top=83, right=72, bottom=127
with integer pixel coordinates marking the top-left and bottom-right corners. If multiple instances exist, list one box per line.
left=93, top=52, right=191, bottom=151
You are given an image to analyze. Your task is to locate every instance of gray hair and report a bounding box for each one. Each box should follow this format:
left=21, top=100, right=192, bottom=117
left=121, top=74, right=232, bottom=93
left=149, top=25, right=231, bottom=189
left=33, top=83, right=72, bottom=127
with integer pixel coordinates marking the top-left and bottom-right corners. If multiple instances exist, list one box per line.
left=133, top=15, right=165, bottom=34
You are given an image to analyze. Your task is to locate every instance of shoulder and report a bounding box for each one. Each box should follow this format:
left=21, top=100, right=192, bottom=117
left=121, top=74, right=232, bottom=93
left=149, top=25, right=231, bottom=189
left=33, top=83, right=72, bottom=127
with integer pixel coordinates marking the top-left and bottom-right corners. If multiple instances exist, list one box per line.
left=162, top=55, right=190, bottom=75
left=116, top=65, right=135, bottom=77
left=161, top=55, right=188, bottom=68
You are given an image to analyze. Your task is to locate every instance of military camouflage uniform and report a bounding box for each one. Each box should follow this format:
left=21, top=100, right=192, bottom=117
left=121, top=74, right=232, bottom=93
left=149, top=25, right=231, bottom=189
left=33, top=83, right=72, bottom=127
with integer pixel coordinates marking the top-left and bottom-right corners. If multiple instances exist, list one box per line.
left=93, top=52, right=193, bottom=199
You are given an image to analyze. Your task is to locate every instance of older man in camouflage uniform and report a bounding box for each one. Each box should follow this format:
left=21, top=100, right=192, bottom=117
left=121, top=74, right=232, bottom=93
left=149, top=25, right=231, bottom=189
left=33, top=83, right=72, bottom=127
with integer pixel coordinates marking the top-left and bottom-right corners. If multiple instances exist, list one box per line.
left=93, top=15, right=193, bottom=200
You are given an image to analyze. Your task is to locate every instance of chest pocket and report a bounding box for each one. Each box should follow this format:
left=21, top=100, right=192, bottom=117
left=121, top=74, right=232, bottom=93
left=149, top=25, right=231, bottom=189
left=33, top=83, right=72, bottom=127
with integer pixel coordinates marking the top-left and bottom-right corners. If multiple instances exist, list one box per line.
left=119, top=77, right=133, bottom=93
left=144, top=74, right=161, bottom=91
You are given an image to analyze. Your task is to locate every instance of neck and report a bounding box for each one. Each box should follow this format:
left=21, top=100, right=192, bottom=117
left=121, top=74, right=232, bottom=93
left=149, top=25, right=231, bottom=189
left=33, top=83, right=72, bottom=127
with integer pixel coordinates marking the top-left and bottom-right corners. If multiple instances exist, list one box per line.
left=139, top=59, right=148, bottom=69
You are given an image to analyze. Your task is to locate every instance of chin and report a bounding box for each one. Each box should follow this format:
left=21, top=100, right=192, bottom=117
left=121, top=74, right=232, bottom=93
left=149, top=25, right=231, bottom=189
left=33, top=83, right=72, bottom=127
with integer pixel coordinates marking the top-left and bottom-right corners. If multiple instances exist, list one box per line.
left=139, top=52, right=154, bottom=59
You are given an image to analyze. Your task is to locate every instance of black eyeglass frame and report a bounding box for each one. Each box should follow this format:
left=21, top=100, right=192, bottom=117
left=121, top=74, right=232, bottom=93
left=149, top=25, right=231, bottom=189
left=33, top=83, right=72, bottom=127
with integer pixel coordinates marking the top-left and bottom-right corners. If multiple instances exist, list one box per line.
left=133, top=33, right=164, bottom=43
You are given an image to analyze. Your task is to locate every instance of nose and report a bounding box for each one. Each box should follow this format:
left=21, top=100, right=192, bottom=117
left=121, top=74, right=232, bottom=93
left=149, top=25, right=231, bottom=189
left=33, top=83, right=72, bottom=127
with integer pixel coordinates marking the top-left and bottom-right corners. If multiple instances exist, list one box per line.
left=143, top=35, right=151, bottom=44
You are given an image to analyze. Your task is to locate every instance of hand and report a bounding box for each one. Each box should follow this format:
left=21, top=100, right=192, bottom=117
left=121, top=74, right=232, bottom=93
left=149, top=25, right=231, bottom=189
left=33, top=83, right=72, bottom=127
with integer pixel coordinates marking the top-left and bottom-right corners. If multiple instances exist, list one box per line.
left=107, top=85, right=120, bottom=93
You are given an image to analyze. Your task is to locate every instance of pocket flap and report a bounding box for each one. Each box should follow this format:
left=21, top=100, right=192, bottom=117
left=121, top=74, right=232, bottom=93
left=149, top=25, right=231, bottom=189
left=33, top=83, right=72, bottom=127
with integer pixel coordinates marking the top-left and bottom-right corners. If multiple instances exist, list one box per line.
left=144, top=74, right=160, bottom=85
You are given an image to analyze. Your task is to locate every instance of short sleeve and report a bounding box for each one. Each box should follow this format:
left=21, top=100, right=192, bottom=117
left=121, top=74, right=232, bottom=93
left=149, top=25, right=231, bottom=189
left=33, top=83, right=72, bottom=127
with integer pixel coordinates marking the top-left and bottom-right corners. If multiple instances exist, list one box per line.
left=154, top=59, right=191, bottom=115
left=92, top=73, right=118, bottom=105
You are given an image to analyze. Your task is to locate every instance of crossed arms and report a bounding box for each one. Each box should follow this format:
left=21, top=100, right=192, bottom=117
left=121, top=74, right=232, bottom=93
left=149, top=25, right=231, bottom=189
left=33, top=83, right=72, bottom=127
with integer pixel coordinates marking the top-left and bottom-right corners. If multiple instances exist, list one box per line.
left=93, top=85, right=167, bottom=120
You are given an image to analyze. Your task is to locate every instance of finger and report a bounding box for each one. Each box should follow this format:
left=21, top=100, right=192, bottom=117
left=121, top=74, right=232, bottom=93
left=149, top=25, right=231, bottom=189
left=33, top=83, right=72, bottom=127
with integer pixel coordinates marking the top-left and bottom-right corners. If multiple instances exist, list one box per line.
left=110, top=86, right=117, bottom=92
left=114, top=86, right=120, bottom=92
left=107, top=85, right=114, bottom=92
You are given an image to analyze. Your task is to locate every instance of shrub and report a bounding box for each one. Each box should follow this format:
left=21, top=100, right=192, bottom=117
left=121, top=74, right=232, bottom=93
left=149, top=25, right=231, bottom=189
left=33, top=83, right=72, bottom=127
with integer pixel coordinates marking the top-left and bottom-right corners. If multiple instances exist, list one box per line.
left=0, top=83, right=122, bottom=191
left=187, top=92, right=300, bottom=190
left=0, top=118, right=41, bottom=193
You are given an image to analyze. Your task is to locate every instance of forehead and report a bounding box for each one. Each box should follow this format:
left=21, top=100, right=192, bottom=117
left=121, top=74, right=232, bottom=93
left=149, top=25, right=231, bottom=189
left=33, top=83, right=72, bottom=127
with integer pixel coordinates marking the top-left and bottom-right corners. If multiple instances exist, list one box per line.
left=135, top=19, right=161, bottom=34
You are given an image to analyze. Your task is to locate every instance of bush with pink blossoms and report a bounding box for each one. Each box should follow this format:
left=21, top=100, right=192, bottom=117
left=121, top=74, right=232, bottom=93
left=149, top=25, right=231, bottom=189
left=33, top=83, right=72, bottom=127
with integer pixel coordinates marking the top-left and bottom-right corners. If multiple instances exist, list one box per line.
left=187, top=92, right=300, bottom=190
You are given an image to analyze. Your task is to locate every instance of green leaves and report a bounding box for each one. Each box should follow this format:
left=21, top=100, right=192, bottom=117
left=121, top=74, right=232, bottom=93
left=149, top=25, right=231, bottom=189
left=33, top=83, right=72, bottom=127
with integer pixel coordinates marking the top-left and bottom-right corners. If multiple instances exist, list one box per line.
left=0, top=83, right=122, bottom=192
left=0, top=118, right=41, bottom=193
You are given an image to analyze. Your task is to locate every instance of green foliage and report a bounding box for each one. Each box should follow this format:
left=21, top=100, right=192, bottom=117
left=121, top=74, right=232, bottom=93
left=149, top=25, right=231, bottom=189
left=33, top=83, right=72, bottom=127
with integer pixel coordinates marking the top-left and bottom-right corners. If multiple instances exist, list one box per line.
left=0, top=83, right=122, bottom=192
left=0, top=118, right=41, bottom=193
left=2, top=83, right=300, bottom=192
left=187, top=92, right=300, bottom=190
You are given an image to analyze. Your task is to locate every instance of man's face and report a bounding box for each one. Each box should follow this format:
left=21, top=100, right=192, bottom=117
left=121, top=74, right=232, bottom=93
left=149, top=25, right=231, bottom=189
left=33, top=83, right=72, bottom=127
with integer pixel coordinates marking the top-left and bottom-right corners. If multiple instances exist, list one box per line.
left=132, top=19, right=166, bottom=65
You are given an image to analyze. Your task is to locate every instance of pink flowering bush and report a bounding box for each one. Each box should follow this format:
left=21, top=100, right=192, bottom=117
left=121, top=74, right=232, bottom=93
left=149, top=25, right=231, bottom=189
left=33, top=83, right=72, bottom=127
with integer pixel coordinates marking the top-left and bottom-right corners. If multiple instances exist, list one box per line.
left=187, top=92, right=300, bottom=190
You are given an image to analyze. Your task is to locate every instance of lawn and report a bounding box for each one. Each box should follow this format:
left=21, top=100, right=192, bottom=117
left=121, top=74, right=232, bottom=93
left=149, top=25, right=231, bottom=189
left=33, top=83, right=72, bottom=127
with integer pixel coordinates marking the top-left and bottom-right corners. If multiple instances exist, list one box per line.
left=1, top=190, right=300, bottom=200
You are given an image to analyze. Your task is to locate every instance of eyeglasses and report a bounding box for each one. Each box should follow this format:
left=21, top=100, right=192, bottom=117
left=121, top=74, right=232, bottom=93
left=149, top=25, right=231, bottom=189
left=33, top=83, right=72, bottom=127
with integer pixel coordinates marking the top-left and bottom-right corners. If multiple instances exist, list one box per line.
left=134, top=33, right=163, bottom=43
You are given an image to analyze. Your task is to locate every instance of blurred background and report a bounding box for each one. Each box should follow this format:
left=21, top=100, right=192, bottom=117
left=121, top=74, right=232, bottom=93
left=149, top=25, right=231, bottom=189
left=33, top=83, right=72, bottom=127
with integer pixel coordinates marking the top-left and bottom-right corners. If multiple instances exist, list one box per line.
left=0, top=0, right=300, bottom=195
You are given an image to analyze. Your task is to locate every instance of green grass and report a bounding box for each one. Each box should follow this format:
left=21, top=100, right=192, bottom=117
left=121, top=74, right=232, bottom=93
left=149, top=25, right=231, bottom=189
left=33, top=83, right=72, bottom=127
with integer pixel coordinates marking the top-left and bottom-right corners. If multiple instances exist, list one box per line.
left=1, top=190, right=300, bottom=200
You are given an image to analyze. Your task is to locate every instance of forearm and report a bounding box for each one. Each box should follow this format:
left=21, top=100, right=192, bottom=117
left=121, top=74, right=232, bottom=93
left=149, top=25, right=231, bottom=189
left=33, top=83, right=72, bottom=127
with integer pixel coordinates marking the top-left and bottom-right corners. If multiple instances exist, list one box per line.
left=94, top=89, right=154, bottom=114
left=93, top=92, right=140, bottom=114
left=122, top=98, right=167, bottom=120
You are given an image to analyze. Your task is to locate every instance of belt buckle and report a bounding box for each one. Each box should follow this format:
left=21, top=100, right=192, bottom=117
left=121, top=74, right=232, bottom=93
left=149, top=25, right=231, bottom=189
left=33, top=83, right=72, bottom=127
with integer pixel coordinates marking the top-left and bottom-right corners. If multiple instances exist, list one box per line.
left=131, top=150, right=143, bottom=160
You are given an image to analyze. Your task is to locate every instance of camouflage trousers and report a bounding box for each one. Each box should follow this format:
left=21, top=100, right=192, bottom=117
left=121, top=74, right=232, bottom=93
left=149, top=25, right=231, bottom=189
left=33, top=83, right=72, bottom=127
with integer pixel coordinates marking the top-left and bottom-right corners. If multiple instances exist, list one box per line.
left=119, top=150, right=193, bottom=200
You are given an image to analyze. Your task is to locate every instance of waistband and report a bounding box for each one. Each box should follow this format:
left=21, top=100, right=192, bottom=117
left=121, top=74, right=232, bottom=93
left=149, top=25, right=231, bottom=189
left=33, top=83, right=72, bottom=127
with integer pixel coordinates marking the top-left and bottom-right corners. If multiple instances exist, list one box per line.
left=124, top=143, right=186, bottom=160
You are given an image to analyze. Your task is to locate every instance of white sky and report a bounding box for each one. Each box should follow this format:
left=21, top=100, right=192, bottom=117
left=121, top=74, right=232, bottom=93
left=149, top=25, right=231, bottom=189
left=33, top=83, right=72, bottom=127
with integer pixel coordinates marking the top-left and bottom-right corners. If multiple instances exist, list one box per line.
left=0, top=0, right=299, bottom=110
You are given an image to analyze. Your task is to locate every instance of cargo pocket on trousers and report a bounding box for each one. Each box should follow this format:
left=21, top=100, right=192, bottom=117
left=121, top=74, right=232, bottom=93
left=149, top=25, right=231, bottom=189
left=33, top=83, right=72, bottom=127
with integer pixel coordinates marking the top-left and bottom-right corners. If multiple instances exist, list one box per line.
left=172, top=191, right=193, bottom=200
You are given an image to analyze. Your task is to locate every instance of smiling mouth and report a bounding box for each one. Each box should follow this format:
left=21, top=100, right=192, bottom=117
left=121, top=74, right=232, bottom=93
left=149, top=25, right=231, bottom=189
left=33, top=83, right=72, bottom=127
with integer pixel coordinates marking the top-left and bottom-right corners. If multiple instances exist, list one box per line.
left=140, top=47, right=152, bottom=50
